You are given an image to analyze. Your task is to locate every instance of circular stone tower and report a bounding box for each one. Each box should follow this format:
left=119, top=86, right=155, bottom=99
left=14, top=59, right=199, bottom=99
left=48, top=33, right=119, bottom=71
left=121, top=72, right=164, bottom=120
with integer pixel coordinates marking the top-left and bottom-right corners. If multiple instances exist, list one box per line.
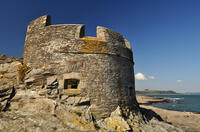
left=23, top=15, right=138, bottom=118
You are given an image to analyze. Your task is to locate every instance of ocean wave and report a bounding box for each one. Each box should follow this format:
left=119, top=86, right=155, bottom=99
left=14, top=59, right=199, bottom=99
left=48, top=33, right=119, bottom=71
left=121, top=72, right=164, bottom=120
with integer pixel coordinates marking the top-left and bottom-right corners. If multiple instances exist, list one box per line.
left=165, top=97, right=184, bottom=102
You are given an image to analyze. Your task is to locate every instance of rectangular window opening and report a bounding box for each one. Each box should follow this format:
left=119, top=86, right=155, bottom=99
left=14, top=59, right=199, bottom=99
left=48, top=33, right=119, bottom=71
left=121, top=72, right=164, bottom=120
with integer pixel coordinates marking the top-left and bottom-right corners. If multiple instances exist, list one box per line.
left=64, top=79, right=80, bottom=89
left=129, top=87, right=133, bottom=96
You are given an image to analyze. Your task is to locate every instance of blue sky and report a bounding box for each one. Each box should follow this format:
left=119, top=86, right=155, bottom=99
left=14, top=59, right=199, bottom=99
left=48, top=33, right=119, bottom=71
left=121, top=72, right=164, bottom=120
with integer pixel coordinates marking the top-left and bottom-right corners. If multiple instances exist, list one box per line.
left=0, top=0, right=199, bottom=92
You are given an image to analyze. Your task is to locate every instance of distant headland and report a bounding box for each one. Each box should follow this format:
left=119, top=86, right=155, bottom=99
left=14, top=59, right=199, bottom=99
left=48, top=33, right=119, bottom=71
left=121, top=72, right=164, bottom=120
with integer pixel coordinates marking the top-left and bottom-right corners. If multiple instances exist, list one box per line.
left=136, top=89, right=178, bottom=95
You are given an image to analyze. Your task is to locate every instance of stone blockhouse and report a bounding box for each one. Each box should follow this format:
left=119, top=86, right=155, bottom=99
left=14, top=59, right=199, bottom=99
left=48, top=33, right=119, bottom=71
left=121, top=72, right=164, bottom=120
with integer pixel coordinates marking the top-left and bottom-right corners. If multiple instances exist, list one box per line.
left=23, top=15, right=138, bottom=118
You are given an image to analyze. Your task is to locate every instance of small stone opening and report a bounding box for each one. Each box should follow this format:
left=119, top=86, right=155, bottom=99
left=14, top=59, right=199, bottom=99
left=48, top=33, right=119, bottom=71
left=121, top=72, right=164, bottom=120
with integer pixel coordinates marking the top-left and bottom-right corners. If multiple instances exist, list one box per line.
left=64, top=79, right=80, bottom=89
left=129, top=87, right=133, bottom=96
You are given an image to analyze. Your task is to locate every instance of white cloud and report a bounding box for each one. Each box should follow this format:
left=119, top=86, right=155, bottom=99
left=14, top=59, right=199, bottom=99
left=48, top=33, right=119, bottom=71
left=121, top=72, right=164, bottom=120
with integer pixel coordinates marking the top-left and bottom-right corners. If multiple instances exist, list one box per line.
left=149, top=76, right=155, bottom=80
left=135, top=73, right=147, bottom=80
left=177, top=80, right=183, bottom=83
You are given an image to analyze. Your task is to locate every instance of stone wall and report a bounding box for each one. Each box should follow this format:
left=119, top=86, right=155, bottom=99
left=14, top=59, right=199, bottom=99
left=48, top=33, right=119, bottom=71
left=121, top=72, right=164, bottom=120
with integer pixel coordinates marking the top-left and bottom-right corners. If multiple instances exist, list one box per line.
left=23, top=15, right=138, bottom=118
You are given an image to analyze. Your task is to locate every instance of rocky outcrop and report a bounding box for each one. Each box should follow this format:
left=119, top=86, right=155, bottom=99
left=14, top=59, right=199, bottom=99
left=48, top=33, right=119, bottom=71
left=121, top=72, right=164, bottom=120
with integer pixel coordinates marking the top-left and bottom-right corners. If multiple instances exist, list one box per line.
left=0, top=87, right=183, bottom=132
left=0, top=54, right=22, bottom=64
left=0, top=86, right=15, bottom=111
left=0, top=72, right=183, bottom=131
left=0, top=55, right=21, bottom=111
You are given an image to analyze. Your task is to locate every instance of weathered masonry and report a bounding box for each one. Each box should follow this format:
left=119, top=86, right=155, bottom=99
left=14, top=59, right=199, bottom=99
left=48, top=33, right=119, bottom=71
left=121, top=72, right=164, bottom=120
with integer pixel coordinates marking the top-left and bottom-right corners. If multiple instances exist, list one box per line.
left=23, top=15, right=138, bottom=118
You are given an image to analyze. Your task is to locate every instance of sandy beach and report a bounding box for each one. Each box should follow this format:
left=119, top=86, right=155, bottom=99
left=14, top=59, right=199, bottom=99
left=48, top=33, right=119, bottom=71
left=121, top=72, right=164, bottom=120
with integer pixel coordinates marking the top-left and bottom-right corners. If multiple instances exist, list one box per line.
left=137, top=95, right=200, bottom=132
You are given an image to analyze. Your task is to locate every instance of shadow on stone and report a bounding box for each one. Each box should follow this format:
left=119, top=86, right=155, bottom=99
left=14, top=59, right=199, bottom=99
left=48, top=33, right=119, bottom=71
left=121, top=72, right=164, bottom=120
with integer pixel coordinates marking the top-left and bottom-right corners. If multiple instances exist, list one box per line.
left=140, top=107, right=163, bottom=121
left=3, top=86, right=16, bottom=112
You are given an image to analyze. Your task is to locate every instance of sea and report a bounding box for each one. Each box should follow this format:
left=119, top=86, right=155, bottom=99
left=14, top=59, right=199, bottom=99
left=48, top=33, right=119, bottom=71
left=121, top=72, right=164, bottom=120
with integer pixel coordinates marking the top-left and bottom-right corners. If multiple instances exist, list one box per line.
left=147, top=94, right=200, bottom=113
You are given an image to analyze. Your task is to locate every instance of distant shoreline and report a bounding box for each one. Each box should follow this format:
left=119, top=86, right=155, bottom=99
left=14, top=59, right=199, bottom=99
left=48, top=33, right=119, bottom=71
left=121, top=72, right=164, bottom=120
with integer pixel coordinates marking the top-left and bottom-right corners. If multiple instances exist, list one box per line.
left=136, top=95, right=170, bottom=105
left=137, top=95, right=200, bottom=131
left=137, top=95, right=200, bottom=114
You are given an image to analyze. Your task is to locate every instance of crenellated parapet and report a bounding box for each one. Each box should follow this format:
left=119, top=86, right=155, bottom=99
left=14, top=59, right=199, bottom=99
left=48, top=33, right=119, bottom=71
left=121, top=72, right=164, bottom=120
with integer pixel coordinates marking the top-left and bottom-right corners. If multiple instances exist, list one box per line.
left=24, top=15, right=133, bottom=66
